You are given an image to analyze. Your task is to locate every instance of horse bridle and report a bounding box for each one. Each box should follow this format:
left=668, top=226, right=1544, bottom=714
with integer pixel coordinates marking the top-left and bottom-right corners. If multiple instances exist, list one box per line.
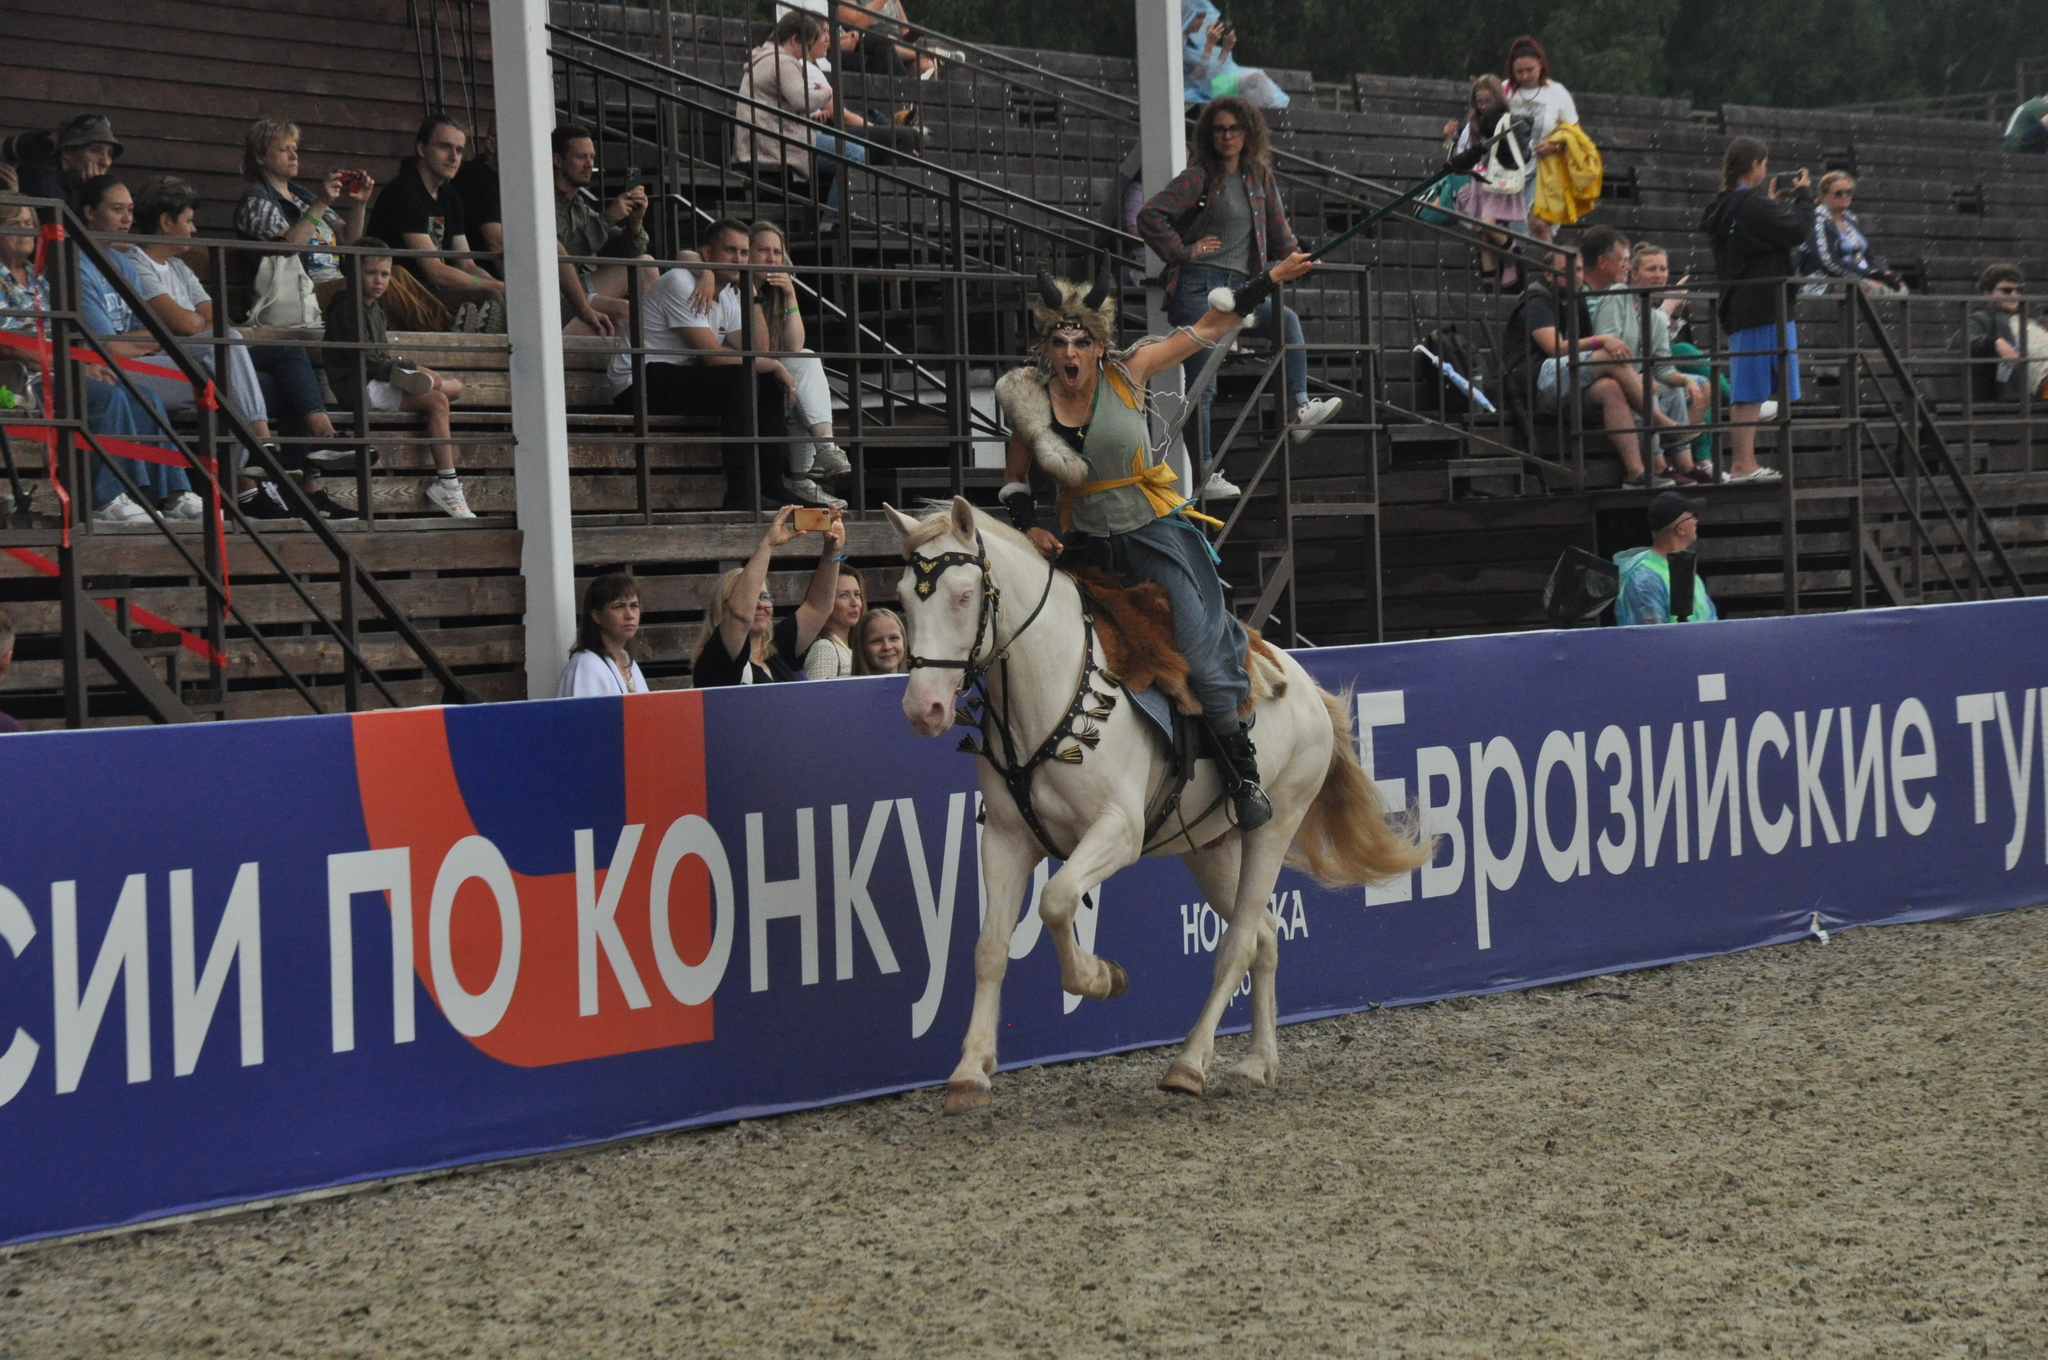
left=903, top=530, right=1055, bottom=686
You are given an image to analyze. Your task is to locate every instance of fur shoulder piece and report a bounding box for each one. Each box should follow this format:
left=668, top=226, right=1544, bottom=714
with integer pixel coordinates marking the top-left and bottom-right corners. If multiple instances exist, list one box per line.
left=995, top=366, right=1089, bottom=488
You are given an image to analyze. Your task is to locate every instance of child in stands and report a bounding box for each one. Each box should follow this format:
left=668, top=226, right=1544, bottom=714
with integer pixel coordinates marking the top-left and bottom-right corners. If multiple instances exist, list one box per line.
left=322, top=239, right=473, bottom=517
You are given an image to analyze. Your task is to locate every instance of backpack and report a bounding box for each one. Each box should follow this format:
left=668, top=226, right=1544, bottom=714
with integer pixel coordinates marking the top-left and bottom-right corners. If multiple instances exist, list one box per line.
left=1412, top=325, right=1495, bottom=415
left=1475, top=111, right=1532, bottom=197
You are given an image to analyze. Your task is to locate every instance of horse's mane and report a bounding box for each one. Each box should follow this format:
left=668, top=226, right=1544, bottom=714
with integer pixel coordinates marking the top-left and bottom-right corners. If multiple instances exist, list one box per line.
left=900, top=504, right=1041, bottom=561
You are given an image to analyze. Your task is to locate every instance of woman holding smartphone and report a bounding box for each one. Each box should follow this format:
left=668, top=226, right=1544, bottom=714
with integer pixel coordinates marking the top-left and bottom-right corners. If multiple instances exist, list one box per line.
left=692, top=505, right=849, bottom=686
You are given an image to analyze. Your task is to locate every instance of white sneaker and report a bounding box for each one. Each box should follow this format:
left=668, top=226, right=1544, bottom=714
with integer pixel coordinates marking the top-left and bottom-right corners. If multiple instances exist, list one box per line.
left=783, top=476, right=847, bottom=509
left=160, top=492, right=204, bottom=521
left=1757, top=400, right=1780, bottom=422
left=93, top=492, right=151, bottom=524
left=1292, top=396, right=1343, bottom=442
left=425, top=477, right=476, bottom=518
left=807, top=444, right=853, bottom=478
left=1724, top=465, right=1784, bottom=484
left=1201, top=471, right=1242, bottom=500
left=391, top=362, right=437, bottom=396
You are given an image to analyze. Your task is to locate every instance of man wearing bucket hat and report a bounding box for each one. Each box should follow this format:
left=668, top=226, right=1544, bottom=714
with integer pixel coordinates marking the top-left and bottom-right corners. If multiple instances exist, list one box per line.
left=1614, top=489, right=1717, bottom=625
left=6, top=114, right=124, bottom=213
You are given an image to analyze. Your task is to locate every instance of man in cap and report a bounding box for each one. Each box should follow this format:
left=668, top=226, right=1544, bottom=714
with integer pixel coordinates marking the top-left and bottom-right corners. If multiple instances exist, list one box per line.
left=1613, top=489, right=1717, bottom=625
left=10, top=115, right=124, bottom=213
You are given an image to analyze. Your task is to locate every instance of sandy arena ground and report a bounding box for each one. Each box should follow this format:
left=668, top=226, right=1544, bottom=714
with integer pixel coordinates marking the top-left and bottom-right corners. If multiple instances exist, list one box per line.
left=4, top=905, right=2045, bottom=1358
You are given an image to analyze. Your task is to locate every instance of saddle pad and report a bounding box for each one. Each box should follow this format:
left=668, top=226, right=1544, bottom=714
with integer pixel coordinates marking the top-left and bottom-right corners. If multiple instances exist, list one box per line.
left=1123, top=682, right=1175, bottom=746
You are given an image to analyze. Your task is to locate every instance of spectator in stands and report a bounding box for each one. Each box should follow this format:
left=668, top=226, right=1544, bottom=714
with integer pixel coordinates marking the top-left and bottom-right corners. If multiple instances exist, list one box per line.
left=750, top=220, right=850, bottom=505
left=1804, top=172, right=1903, bottom=295
left=235, top=119, right=376, bottom=309
left=735, top=12, right=835, bottom=191
left=1443, top=74, right=1534, bottom=290
left=609, top=218, right=812, bottom=512
left=1956, top=263, right=2032, bottom=404
left=1503, top=37, right=1576, bottom=244
left=553, top=124, right=652, bottom=338
left=64, top=183, right=201, bottom=524
left=1701, top=137, right=1811, bottom=485
left=453, top=121, right=503, bottom=274
left=802, top=566, right=865, bottom=678
left=1614, top=490, right=1717, bottom=625
left=322, top=239, right=474, bottom=518
left=366, top=115, right=503, bottom=332
left=1502, top=246, right=1669, bottom=487
left=0, top=204, right=48, bottom=335
left=693, top=505, right=847, bottom=686
left=851, top=606, right=906, bottom=675
left=832, top=0, right=938, bottom=79
left=557, top=572, right=650, bottom=697
left=2002, top=93, right=2048, bottom=154
left=1138, top=97, right=1341, bottom=498
left=9, top=115, right=123, bottom=214
left=1180, top=0, right=1290, bottom=110
left=0, top=609, right=21, bottom=733
left=124, top=176, right=356, bottom=520
left=1588, top=236, right=1710, bottom=482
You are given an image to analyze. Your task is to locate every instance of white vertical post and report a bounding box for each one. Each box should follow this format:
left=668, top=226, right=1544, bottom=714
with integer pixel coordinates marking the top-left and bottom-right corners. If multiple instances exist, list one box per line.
left=491, top=0, right=577, bottom=700
left=1135, top=0, right=1191, bottom=486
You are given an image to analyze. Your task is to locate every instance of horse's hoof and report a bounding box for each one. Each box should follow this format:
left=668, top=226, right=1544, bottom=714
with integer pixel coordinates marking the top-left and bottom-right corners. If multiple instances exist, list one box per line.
left=943, top=1080, right=992, bottom=1115
left=1157, top=1060, right=1205, bottom=1096
left=1102, top=959, right=1129, bottom=1000
left=1214, top=1064, right=1271, bottom=1097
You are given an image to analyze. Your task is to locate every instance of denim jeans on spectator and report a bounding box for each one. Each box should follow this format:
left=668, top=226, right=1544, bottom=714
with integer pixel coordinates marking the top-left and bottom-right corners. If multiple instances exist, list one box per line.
left=1167, top=264, right=1308, bottom=475
left=250, top=343, right=329, bottom=472
left=131, top=330, right=271, bottom=477
left=85, top=378, right=190, bottom=509
left=814, top=133, right=869, bottom=218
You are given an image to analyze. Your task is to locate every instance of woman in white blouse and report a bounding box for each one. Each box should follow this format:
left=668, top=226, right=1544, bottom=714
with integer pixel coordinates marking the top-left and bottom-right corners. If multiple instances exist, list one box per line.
left=557, top=573, right=650, bottom=697
left=1504, top=35, right=1577, bottom=244
left=802, top=565, right=865, bottom=679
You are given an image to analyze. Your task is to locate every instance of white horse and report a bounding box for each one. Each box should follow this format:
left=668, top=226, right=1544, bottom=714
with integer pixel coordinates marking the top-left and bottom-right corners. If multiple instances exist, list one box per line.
left=886, top=499, right=1430, bottom=1110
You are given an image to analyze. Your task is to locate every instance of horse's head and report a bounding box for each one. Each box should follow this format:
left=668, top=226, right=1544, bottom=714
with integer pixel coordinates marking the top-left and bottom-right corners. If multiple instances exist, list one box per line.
left=884, top=497, right=990, bottom=738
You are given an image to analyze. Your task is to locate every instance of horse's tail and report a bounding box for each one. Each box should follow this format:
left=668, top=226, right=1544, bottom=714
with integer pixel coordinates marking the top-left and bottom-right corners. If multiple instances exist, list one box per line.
left=1287, top=687, right=1436, bottom=890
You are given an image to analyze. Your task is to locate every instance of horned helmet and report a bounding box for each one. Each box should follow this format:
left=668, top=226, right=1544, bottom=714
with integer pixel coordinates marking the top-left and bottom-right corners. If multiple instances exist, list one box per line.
left=1029, top=270, right=1116, bottom=365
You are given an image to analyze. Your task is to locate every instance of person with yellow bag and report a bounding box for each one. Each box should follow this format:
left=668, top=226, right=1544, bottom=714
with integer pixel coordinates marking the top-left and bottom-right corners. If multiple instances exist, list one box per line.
left=1504, top=36, right=1602, bottom=239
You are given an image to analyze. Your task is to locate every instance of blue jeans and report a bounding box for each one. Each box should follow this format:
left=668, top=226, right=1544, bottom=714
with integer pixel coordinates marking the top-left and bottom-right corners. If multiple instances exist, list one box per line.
left=814, top=133, right=869, bottom=217
left=86, top=379, right=190, bottom=509
left=1113, top=515, right=1250, bottom=732
left=1167, top=264, right=1309, bottom=474
left=251, top=343, right=329, bottom=472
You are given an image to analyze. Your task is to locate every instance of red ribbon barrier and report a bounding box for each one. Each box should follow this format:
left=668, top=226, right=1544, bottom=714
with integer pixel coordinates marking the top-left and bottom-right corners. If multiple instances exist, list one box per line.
left=1, top=546, right=230, bottom=667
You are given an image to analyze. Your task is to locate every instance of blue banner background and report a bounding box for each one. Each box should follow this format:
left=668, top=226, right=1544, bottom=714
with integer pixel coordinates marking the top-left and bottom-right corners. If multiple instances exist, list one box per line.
left=1, top=598, right=2044, bottom=1244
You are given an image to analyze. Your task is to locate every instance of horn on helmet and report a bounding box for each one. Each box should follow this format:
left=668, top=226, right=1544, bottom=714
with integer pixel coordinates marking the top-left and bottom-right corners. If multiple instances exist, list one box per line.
left=1081, top=270, right=1111, bottom=311
left=1035, top=271, right=1065, bottom=309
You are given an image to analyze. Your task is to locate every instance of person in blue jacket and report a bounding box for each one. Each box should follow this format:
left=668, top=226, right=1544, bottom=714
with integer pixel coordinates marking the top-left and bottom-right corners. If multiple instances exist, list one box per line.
left=1615, top=490, right=1717, bottom=625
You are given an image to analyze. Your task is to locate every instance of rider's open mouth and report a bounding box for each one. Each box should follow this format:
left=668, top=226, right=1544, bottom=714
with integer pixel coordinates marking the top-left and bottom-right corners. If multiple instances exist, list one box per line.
left=1060, top=360, right=1083, bottom=382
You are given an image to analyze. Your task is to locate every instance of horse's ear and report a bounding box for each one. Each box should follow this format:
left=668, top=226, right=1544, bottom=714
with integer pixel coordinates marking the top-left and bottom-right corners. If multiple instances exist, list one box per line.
left=950, top=496, right=977, bottom=542
left=882, top=503, right=921, bottom=541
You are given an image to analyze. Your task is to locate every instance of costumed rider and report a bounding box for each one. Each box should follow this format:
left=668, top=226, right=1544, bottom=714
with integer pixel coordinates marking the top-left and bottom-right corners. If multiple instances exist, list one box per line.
left=993, top=252, right=1317, bottom=832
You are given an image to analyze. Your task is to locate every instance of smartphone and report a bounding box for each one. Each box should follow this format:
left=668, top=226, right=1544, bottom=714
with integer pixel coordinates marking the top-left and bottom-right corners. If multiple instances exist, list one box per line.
left=621, top=165, right=642, bottom=193
left=792, top=506, right=835, bottom=533
left=334, top=169, right=370, bottom=196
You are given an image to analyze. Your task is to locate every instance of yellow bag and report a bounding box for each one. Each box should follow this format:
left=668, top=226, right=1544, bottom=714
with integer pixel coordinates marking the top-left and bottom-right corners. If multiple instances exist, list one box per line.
left=1532, top=121, right=1603, bottom=226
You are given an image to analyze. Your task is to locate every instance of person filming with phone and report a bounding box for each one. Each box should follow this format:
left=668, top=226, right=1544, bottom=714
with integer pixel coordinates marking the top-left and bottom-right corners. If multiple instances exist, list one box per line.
left=552, top=123, right=654, bottom=337
left=692, top=505, right=849, bottom=686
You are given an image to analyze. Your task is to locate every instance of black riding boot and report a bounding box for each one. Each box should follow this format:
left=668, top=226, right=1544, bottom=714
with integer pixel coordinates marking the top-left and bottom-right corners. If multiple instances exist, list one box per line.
left=1209, top=723, right=1274, bottom=832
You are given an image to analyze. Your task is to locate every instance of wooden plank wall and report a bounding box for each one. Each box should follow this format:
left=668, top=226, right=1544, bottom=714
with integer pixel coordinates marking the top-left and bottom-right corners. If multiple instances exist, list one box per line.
left=0, top=0, right=494, bottom=231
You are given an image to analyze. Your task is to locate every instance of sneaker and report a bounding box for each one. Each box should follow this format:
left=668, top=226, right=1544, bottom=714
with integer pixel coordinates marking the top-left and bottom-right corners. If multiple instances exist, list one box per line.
left=1724, top=465, right=1784, bottom=484
left=807, top=444, right=853, bottom=478
left=1756, top=400, right=1780, bottom=422
left=160, top=492, right=204, bottom=521
left=448, top=303, right=480, bottom=334
left=1201, top=471, right=1243, bottom=500
left=425, top=477, right=476, bottom=518
left=1291, top=396, right=1343, bottom=442
left=782, top=476, right=846, bottom=509
left=1691, top=460, right=1718, bottom=483
left=1621, top=472, right=1677, bottom=490
left=93, top=492, right=151, bottom=524
left=307, top=446, right=381, bottom=471
left=304, top=487, right=355, bottom=520
left=391, top=363, right=437, bottom=397
left=237, top=484, right=294, bottom=520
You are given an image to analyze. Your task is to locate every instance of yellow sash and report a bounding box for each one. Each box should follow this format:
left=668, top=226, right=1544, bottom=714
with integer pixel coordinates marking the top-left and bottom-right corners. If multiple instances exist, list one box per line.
left=1056, top=365, right=1224, bottom=533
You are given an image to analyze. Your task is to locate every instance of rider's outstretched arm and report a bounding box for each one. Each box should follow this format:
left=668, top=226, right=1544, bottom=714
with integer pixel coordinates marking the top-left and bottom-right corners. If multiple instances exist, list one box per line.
left=1121, top=250, right=1316, bottom=383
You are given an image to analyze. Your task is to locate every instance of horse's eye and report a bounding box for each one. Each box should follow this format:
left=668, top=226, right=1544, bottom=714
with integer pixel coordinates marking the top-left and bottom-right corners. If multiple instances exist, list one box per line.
left=957, top=591, right=974, bottom=607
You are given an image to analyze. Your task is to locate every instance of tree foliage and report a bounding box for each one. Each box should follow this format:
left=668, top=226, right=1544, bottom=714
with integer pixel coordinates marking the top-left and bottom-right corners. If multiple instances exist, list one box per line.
left=912, top=0, right=2047, bottom=108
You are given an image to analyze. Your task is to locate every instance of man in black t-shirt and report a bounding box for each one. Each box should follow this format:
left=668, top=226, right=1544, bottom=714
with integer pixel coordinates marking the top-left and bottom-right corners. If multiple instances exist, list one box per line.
left=452, top=126, right=503, bottom=275
left=366, top=114, right=504, bottom=321
left=1956, top=262, right=2030, bottom=404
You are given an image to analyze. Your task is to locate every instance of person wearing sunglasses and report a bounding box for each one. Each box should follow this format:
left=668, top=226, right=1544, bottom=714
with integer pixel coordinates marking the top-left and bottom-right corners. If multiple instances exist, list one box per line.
left=692, top=504, right=848, bottom=687
left=1137, top=96, right=1341, bottom=501
left=1804, top=171, right=1903, bottom=296
left=1957, top=263, right=2034, bottom=404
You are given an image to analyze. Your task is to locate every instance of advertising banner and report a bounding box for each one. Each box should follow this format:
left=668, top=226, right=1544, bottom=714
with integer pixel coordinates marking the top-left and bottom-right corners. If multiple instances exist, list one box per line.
left=2, top=598, right=2045, bottom=1244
